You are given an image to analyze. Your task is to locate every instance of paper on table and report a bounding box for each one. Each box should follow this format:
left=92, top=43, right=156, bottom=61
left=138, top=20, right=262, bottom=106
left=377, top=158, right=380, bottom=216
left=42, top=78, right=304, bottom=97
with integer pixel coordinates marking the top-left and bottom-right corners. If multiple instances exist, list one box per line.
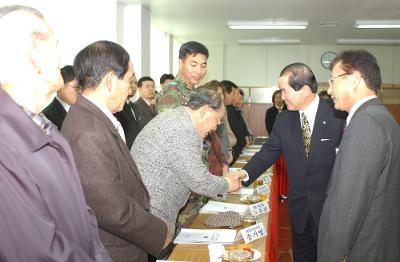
left=200, top=200, right=248, bottom=214
left=174, top=228, right=237, bottom=245
left=235, top=159, right=248, bottom=164
left=228, top=188, right=254, bottom=195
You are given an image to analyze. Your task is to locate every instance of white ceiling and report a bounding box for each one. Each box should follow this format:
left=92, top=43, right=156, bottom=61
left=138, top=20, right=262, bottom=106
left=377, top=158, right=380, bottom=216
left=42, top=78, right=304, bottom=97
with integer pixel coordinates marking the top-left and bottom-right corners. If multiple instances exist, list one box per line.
left=119, top=0, right=400, bottom=45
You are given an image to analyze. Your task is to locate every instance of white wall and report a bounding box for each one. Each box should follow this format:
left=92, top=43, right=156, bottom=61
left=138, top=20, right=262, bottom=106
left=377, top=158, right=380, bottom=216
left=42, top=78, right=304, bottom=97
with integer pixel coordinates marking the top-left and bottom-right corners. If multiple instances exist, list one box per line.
left=199, top=43, right=400, bottom=102
left=3, top=0, right=117, bottom=66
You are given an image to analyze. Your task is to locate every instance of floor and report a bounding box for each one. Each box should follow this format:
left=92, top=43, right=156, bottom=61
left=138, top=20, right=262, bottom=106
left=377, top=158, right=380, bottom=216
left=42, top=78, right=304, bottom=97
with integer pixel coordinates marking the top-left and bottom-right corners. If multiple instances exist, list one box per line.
left=278, top=201, right=293, bottom=262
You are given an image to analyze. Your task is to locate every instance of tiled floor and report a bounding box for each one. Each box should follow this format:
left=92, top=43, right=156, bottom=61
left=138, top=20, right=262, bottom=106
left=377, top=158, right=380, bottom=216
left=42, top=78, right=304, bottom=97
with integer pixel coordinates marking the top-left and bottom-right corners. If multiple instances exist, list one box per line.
left=278, top=201, right=293, bottom=262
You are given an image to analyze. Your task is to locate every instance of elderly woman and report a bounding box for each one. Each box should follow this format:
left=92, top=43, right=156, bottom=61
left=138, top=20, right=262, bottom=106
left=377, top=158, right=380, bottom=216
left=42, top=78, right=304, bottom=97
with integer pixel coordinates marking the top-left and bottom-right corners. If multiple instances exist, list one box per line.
left=131, top=87, right=245, bottom=230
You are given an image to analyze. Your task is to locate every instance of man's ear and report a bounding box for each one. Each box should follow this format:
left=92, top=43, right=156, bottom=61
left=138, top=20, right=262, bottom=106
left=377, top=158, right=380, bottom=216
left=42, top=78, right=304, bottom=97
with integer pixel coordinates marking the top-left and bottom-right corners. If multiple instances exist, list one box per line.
left=104, top=71, right=115, bottom=92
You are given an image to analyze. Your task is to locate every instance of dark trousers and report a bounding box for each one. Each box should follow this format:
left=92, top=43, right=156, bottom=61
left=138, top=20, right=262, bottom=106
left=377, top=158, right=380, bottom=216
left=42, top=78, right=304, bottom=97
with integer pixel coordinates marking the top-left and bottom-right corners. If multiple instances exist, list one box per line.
left=292, top=211, right=318, bottom=262
left=231, top=145, right=243, bottom=165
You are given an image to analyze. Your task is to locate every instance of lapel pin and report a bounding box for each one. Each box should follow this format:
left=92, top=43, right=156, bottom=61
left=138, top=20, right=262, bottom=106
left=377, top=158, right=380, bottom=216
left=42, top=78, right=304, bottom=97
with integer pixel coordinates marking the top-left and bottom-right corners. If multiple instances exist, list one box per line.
left=323, top=121, right=326, bottom=125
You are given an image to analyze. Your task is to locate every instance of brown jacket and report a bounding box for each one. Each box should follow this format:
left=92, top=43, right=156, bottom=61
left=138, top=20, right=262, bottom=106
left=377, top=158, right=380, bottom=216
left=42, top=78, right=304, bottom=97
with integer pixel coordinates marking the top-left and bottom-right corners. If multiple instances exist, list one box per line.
left=62, top=95, right=167, bottom=261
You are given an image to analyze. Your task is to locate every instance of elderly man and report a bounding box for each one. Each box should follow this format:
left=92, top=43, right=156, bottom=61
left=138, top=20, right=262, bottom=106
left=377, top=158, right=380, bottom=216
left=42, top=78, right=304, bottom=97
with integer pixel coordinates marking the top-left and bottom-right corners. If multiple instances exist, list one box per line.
left=238, top=63, right=345, bottom=262
left=0, top=5, right=110, bottom=261
left=132, top=87, right=245, bottom=230
left=157, top=41, right=208, bottom=113
left=62, top=40, right=172, bottom=261
left=318, top=50, right=400, bottom=262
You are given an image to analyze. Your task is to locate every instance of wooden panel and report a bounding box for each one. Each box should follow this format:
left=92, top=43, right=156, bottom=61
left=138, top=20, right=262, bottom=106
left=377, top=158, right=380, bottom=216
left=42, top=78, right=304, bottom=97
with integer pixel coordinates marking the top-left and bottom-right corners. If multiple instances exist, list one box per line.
left=243, top=103, right=272, bottom=138
left=386, top=104, right=400, bottom=124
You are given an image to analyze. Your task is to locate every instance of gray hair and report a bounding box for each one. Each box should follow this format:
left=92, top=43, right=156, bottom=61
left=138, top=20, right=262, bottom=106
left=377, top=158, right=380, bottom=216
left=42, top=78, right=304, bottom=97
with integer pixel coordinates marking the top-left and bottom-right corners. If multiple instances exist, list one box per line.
left=186, top=87, right=224, bottom=111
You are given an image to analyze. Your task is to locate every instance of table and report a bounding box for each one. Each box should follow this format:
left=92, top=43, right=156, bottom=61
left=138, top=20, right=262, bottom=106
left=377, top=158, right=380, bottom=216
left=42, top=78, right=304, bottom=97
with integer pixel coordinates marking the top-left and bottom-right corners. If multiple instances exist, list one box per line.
left=168, top=194, right=269, bottom=262
left=168, top=150, right=274, bottom=261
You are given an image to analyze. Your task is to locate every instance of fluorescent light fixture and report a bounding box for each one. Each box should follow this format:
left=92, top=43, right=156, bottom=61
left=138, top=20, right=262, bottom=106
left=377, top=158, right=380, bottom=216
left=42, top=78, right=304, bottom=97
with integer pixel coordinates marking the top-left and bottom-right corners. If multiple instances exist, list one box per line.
left=228, top=21, right=308, bottom=30
left=355, top=20, right=400, bottom=29
left=337, top=38, right=400, bottom=45
left=239, top=38, right=301, bottom=45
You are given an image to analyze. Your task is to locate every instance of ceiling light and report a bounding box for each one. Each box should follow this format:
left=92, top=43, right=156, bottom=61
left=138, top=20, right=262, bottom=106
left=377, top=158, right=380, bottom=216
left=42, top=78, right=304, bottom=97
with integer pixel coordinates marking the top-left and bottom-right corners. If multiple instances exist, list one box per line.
left=228, top=21, right=308, bottom=30
left=337, top=38, right=400, bottom=45
left=239, top=38, right=301, bottom=45
left=355, top=20, right=400, bottom=29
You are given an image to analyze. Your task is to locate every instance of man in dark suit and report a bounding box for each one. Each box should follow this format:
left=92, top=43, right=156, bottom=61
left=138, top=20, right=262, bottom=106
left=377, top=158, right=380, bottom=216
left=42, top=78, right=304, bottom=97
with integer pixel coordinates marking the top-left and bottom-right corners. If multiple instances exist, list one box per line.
left=221, top=80, right=250, bottom=164
left=239, top=63, right=345, bottom=262
left=62, top=40, right=172, bottom=262
left=133, top=76, right=157, bottom=131
left=318, top=50, right=400, bottom=261
left=265, top=89, right=287, bottom=135
left=42, top=65, right=79, bottom=130
left=114, top=84, right=139, bottom=150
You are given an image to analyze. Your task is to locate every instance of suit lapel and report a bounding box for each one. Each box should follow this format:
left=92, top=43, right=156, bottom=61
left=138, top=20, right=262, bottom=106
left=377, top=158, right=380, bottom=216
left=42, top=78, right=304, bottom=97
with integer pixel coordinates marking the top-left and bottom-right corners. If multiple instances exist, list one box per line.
left=290, top=111, right=307, bottom=160
left=309, top=100, right=330, bottom=160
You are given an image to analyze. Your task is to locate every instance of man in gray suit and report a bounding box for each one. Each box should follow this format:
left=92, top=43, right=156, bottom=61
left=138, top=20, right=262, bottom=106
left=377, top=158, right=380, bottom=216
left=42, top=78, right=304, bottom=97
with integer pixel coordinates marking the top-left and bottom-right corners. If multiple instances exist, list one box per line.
left=62, top=40, right=172, bottom=261
left=318, top=50, right=400, bottom=261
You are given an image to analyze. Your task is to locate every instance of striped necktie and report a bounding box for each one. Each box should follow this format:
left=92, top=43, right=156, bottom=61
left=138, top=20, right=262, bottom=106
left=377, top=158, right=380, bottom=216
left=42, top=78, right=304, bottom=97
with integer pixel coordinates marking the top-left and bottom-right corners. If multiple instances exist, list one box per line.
left=301, top=112, right=311, bottom=158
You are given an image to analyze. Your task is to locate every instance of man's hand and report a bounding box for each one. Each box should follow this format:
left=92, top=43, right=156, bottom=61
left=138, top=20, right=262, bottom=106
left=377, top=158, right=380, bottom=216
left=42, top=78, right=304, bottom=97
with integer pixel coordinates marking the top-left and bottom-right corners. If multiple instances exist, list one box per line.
left=223, top=171, right=247, bottom=192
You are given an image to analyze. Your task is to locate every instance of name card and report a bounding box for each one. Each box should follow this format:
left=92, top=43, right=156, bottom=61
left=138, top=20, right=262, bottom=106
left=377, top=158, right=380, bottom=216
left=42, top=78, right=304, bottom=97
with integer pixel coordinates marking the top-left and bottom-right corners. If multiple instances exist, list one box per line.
left=249, top=200, right=270, bottom=217
left=255, top=184, right=269, bottom=196
left=262, top=175, right=271, bottom=184
left=241, top=223, right=267, bottom=243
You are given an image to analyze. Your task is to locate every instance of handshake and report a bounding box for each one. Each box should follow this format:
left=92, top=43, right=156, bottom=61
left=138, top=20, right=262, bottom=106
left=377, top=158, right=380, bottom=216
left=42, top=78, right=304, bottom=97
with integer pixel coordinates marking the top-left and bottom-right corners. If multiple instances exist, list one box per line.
left=222, top=166, right=248, bottom=192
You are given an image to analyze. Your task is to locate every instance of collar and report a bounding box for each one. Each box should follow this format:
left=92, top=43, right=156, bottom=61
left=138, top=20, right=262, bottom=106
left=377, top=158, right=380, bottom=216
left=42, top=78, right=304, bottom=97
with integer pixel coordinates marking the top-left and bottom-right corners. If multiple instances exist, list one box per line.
left=347, top=95, right=377, bottom=126
left=55, top=96, right=70, bottom=112
left=275, top=104, right=284, bottom=111
left=300, top=95, right=319, bottom=120
left=82, top=94, right=121, bottom=131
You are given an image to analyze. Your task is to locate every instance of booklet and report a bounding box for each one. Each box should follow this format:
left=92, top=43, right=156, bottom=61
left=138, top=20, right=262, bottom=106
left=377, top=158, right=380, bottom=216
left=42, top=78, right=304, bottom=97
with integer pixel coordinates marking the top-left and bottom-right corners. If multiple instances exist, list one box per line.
left=199, top=200, right=248, bottom=214
left=174, top=228, right=237, bottom=245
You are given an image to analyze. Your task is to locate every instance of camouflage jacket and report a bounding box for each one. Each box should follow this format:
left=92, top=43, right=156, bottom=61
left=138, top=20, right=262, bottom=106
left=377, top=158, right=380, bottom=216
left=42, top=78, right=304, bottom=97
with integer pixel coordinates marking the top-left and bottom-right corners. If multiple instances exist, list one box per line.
left=156, top=77, right=194, bottom=113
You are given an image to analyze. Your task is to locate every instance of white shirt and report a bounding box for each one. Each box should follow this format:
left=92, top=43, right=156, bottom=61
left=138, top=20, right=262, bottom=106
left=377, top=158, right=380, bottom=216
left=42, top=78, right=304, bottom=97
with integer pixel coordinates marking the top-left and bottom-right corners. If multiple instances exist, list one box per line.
left=55, top=96, right=70, bottom=112
left=346, top=95, right=377, bottom=126
left=82, top=94, right=126, bottom=142
left=299, top=95, right=320, bottom=134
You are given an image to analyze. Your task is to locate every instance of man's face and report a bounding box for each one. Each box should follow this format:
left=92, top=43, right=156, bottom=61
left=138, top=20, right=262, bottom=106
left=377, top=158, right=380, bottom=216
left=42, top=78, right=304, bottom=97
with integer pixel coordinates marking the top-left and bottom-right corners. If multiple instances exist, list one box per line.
left=139, top=80, right=156, bottom=101
left=224, top=88, right=238, bottom=105
left=278, top=75, right=306, bottom=111
left=178, top=53, right=207, bottom=88
left=59, top=79, right=79, bottom=105
left=274, top=93, right=284, bottom=107
left=35, top=24, right=63, bottom=108
left=328, top=62, right=354, bottom=112
left=111, top=61, right=135, bottom=113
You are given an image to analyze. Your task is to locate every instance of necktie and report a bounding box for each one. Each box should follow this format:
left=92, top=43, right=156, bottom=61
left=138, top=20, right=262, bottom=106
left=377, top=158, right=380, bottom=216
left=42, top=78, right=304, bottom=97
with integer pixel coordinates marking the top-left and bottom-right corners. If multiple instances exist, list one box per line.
left=150, top=104, right=157, bottom=115
left=301, top=112, right=311, bottom=158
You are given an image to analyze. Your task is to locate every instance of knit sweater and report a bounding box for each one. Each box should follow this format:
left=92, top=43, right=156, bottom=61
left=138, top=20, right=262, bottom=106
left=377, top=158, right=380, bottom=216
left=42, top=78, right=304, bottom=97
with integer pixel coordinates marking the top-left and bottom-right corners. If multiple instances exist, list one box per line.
left=131, top=106, right=229, bottom=226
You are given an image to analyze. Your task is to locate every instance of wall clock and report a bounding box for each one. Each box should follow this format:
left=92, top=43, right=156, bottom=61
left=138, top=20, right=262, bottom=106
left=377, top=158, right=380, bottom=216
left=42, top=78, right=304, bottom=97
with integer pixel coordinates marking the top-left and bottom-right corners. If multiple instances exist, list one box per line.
left=321, top=51, right=337, bottom=69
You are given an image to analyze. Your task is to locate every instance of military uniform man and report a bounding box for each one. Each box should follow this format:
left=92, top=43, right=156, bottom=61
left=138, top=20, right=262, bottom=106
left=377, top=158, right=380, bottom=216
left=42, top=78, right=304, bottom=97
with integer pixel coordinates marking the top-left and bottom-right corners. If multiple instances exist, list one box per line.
left=157, top=41, right=208, bottom=113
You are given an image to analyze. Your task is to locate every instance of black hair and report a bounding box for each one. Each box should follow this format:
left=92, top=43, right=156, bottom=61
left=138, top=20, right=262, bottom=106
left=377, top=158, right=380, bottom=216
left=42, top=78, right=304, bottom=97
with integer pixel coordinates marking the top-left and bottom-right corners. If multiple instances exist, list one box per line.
left=74, top=40, right=130, bottom=90
left=137, top=76, right=154, bottom=88
left=160, top=73, right=174, bottom=84
left=179, top=41, right=209, bottom=60
left=60, top=65, right=75, bottom=84
left=220, top=80, right=238, bottom=94
left=280, top=62, right=318, bottom=93
left=331, top=50, right=381, bottom=91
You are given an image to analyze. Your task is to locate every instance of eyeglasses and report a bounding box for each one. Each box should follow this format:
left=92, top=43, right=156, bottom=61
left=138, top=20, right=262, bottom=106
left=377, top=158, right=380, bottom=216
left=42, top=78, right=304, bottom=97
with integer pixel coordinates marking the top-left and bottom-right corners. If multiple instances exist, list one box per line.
left=328, top=73, right=348, bottom=86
